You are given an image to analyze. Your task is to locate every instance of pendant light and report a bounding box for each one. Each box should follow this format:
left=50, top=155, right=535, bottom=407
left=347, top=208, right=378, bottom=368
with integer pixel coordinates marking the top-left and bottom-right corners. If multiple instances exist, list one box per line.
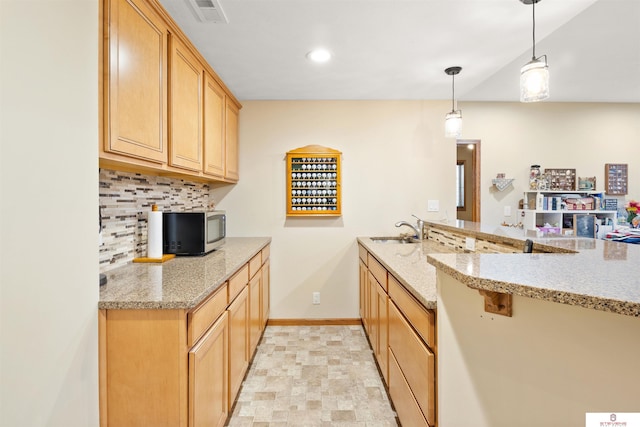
left=520, top=0, right=549, bottom=102
left=444, top=66, right=462, bottom=138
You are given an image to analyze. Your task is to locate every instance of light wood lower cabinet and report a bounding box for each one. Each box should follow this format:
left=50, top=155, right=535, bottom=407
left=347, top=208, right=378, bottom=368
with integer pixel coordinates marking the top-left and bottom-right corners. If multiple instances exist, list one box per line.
left=228, top=286, right=249, bottom=408
left=100, top=244, right=271, bottom=427
left=358, top=244, right=436, bottom=426
left=389, top=301, right=435, bottom=426
left=249, top=270, right=262, bottom=355
left=389, top=350, right=429, bottom=427
left=261, top=257, right=270, bottom=324
left=189, top=312, right=228, bottom=427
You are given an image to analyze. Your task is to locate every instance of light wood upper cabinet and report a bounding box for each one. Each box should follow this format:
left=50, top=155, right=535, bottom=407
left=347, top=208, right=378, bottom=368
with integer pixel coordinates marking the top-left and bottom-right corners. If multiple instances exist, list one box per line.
left=224, top=100, right=240, bottom=181
left=169, top=35, right=203, bottom=172
left=105, top=0, right=168, bottom=163
left=100, top=0, right=242, bottom=183
left=203, top=72, right=226, bottom=178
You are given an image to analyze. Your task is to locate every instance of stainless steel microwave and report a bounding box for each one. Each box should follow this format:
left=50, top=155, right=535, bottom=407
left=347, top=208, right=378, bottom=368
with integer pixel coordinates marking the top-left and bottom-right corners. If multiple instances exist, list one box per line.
left=163, top=211, right=225, bottom=256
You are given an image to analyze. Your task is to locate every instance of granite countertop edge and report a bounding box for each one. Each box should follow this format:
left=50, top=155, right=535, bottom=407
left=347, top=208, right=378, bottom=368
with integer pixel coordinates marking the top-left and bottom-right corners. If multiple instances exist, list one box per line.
left=357, top=237, right=440, bottom=310
left=426, top=253, right=640, bottom=317
left=99, top=237, right=272, bottom=311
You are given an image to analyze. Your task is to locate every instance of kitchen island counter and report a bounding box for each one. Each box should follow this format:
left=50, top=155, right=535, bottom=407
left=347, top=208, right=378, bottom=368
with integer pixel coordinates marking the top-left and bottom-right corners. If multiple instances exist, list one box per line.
left=99, top=237, right=271, bottom=310
left=426, top=220, right=640, bottom=317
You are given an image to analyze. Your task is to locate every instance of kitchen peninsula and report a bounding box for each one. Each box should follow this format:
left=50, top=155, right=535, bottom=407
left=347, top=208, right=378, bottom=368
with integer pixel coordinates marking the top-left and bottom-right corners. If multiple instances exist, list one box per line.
left=426, top=221, right=640, bottom=426
left=360, top=220, right=640, bottom=427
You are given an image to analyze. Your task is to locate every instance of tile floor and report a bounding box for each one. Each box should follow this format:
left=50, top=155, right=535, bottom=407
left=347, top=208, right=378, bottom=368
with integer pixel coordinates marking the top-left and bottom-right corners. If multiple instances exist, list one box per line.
left=227, top=325, right=399, bottom=427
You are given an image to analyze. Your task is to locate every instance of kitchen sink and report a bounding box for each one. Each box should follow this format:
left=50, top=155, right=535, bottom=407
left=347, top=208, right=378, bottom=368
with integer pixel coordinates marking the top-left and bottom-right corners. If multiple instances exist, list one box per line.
left=369, top=236, right=420, bottom=244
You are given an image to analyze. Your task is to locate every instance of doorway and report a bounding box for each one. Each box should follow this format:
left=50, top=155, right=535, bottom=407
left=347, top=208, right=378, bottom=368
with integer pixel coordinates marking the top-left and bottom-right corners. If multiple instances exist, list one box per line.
left=456, top=140, right=480, bottom=222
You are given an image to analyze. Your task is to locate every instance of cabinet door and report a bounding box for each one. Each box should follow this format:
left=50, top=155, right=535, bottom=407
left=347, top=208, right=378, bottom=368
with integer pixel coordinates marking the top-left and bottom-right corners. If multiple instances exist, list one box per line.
left=203, top=72, right=225, bottom=178
left=389, top=302, right=435, bottom=426
left=169, top=35, right=203, bottom=171
left=248, top=272, right=261, bottom=355
left=261, top=258, right=270, bottom=328
left=376, top=282, right=389, bottom=385
left=189, top=312, right=228, bottom=427
left=359, top=259, right=367, bottom=322
left=227, top=286, right=249, bottom=407
left=224, top=100, right=239, bottom=181
left=368, top=271, right=379, bottom=355
left=107, top=0, right=168, bottom=163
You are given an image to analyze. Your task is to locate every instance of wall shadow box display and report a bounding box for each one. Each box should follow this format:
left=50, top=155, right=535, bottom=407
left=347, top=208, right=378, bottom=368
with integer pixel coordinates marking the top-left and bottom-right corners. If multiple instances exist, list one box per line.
left=286, top=145, right=342, bottom=217
left=544, top=168, right=576, bottom=191
left=604, top=163, right=628, bottom=195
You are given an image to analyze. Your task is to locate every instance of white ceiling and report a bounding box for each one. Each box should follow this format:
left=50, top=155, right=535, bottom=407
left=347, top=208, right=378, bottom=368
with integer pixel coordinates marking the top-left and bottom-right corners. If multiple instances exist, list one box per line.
left=158, top=0, right=640, bottom=102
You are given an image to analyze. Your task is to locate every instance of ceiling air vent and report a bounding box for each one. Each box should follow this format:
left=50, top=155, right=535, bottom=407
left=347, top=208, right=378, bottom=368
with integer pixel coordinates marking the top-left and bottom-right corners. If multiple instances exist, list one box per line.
left=186, top=0, right=229, bottom=23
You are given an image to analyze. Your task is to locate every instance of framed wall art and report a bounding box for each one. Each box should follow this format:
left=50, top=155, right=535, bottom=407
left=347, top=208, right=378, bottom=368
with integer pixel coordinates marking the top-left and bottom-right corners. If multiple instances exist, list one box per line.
left=604, top=163, right=628, bottom=195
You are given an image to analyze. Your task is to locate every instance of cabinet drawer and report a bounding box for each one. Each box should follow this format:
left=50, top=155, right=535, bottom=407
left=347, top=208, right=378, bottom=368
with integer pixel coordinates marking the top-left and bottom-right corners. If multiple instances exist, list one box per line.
left=249, top=252, right=262, bottom=279
left=389, top=350, right=430, bottom=427
left=367, top=254, right=387, bottom=291
left=358, top=245, right=367, bottom=264
left=261, top=245, right=270, bottom=263
left=389, top=302, right=435, bottom=426
left=388, top=274, right=435, bottom=349
left=188, top=283, right=228, bottom=347
left=229, top=264, right=249, bottom=302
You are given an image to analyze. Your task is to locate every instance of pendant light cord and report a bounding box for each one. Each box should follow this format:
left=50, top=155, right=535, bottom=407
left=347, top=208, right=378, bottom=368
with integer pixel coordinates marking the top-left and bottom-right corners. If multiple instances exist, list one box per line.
left=451, top=73, right=456, bottom=112
left=532, top=0, right=536, bottom=60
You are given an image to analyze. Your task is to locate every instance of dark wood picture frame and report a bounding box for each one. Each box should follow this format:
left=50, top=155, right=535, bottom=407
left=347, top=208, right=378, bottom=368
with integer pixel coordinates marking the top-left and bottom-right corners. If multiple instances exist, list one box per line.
left=604, top=163, right=628, bottom=195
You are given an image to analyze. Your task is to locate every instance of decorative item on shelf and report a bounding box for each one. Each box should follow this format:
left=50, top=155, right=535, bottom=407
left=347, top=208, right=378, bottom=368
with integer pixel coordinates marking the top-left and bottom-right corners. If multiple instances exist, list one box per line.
left=492, top=176, right=515, bottom=192
left=605, top=163, right=628, bottom=195
left=625, top=200, right=639, bottom=227
left=578, top=176, right=596, bottom=191
left=286, top=145, right=342, bottom=217
left=536, top=173, right=549, bottom=190
left=444, top=66, right=463, bottom=138
left=519, top=0, right=549, bottom=102
left=544, top=168, right=576, bottom=191
left=574, top=214, right=596, bottom=238
left=529, top=164, right=540, bottom=190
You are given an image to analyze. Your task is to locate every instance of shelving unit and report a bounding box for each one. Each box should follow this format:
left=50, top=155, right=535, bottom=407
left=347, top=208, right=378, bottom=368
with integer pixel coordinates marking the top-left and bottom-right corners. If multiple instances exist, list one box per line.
left=519, top=190, right=617, bottom=238
left=286, top=145, right=341, bottom=217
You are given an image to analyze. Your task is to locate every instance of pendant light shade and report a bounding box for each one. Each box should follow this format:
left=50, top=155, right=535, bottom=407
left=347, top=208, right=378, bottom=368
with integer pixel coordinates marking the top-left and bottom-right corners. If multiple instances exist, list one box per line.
left=520, top=0, right=549, bottom=102
left=444, top=66, right=462, bottom=138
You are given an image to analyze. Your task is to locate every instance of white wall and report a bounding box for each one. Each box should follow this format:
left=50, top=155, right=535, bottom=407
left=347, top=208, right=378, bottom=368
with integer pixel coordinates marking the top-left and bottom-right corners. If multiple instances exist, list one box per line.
left=461, top=102, right=640, bottom=226
left=437, top=272, right=640, bottom=426
left=212, top=100, right=456, bottom=319
left=216, top=100, right=638, bottom=320
left=0, top=1, right=99, bottom=425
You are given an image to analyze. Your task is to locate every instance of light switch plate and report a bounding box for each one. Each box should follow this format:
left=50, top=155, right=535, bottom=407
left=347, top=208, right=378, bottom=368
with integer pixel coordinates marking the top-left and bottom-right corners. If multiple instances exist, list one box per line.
left=504, top=206, right=512, bottom=216
left=427, top=200, right=439, bottom=212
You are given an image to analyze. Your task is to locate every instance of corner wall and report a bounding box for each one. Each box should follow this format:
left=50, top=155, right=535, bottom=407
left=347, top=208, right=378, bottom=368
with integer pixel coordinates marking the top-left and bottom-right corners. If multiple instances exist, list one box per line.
left=462, top=102, right=640, bottom=226
left=212, top=100, right=456, bottom=319
left=0, top=1, right=99, bottom=425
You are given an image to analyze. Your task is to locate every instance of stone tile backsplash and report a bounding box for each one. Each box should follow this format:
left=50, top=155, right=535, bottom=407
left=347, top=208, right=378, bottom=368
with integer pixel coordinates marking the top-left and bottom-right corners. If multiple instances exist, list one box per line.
left=99, top=169, right=212, bottom=272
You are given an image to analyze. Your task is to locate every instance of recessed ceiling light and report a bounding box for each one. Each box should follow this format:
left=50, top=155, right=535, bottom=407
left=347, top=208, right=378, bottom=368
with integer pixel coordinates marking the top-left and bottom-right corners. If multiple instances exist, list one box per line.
left=306, top=48, right=332, bottom=63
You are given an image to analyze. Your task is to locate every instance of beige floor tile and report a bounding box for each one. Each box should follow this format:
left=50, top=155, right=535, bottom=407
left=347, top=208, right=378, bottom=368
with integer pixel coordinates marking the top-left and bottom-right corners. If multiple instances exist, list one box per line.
left=226, top=325, right=398, bottom=426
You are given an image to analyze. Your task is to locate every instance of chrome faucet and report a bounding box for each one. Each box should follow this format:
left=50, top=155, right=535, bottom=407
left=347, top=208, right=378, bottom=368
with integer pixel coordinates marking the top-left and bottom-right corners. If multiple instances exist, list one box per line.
left=395, top=214, right=424, bottom=240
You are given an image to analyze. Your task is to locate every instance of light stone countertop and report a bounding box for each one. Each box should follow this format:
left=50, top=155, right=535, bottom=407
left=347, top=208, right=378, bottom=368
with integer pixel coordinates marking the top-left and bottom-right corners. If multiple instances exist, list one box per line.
left=357, top=237, right=454, bottom=310
left=99, top=237, right=271, bottom=310
left=425, top=221, right=640, bottom=317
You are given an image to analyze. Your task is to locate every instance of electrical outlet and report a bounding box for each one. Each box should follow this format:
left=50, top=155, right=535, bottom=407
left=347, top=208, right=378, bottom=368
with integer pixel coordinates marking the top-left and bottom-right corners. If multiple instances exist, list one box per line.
left=504, top=206, right=512, bottom=217
left=465, top=237, right=476, bottom=251
left=427, top=200, right=439, bottom=212
left=312, top=292, right=320, bottom=305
